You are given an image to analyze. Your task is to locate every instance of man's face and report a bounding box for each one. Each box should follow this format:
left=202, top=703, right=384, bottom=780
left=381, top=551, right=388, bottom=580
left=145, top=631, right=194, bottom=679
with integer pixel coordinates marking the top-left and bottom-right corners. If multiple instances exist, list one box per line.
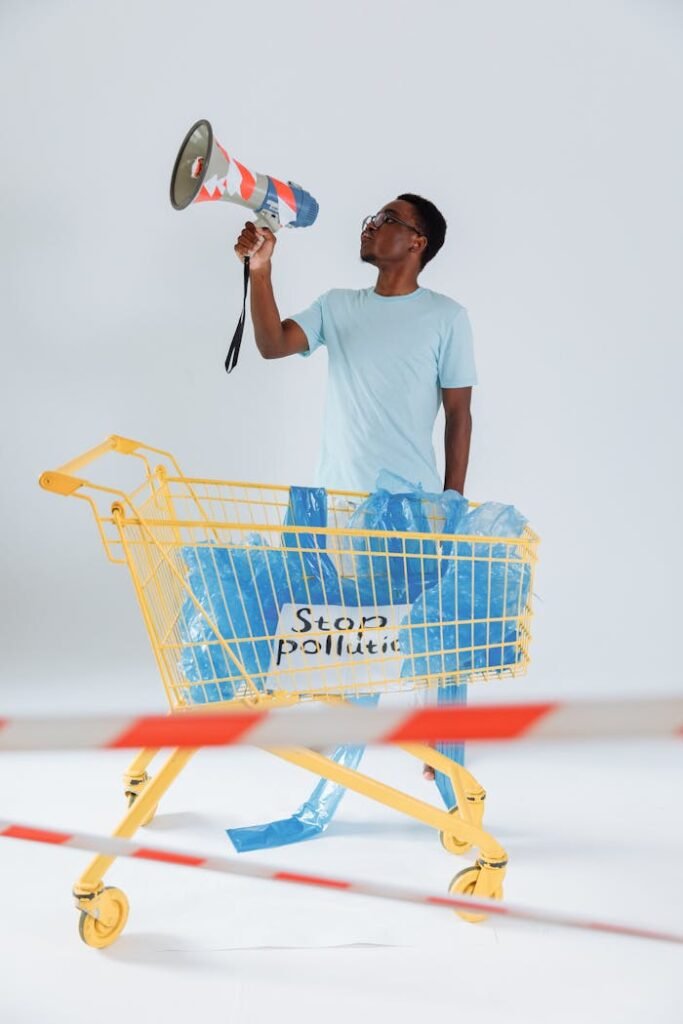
left=360, top=199, right=426, bottom=267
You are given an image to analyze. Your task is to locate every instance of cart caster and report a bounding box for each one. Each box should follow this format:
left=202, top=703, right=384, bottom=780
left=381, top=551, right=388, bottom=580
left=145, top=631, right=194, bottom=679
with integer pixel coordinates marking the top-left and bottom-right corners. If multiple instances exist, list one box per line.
left=125, top=772, right=157, bottom=827
left=77, top=887, right=129, bottom=948
left=449, top=865, right=503, bottom=924
left=439, top=808, right=473, bottom=855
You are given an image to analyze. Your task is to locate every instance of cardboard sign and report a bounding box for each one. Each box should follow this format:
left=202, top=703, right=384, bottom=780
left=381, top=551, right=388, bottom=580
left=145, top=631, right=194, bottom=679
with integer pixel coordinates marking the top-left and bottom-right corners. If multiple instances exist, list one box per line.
left=267, top=603, right=411, bottom=693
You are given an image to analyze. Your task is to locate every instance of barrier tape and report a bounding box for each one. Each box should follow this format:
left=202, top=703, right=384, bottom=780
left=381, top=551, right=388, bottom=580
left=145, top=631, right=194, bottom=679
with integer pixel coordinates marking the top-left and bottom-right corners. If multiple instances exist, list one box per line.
left=0, top=697, right=681, bottom=752
left=1, top=819, right=679, bottom=946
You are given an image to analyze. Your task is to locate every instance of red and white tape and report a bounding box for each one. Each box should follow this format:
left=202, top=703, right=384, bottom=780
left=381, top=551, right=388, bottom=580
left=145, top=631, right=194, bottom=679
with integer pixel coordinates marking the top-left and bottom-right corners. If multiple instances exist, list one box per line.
left=0, top=697, right=681, bottom=752
left=1, top=819, right=680, bottom=946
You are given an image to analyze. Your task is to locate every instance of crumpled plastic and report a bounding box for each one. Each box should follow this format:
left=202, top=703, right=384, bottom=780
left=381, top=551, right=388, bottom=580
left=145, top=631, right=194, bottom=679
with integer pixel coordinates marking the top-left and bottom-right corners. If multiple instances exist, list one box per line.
left=282, top=486, right=344, bottom=604
left=178, top=487, right=341, bottom=702
left=228, top=692, right=380, bottom=852
left=229, top=684, right=468, bottom=853
left=178, top=539, right=276, bottom=702
left=399, top=501, right=531, bottom=679
left=341, top=470, right=468, bottom=606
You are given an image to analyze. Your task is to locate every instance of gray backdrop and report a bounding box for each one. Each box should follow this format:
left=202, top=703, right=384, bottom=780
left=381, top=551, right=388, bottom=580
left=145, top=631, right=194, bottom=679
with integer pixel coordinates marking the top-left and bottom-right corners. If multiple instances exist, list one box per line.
left=1, top=0, right=681, bottom=709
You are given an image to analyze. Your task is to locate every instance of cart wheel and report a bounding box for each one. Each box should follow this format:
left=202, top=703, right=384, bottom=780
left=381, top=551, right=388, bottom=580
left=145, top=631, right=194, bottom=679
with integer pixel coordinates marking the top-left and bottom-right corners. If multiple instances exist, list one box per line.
left=439, top=808, right=472, bottom=855
left=78, top=887, right=129, bottom=948
left=127, top=791, right=158, bottom=827
left=449, top=865, right=503, bottom=924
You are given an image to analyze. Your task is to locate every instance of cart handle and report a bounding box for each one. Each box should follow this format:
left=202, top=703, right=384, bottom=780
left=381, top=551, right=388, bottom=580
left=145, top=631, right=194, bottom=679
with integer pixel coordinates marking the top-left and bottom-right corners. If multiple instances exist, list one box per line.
left=39, top=435, right=177, bottom=496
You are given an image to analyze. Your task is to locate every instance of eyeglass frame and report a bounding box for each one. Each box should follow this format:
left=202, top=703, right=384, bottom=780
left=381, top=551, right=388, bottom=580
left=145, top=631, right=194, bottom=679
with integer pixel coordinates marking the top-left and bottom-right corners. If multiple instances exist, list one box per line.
left=361, top=210, right=426, bottom=237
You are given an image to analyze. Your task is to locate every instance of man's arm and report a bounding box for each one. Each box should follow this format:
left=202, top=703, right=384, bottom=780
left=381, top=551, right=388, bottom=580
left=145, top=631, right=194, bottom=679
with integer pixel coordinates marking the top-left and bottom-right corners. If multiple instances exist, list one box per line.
left=442, top=386, right=473, bottom=494
left=249, top=266, right=308, bottom=359
left=234, top=222, right=308, bottom=359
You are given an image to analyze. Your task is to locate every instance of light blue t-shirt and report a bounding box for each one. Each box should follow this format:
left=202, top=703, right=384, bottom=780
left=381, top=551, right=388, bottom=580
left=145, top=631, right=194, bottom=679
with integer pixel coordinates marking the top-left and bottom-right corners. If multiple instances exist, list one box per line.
left=289, top=286, right=477, bottom=493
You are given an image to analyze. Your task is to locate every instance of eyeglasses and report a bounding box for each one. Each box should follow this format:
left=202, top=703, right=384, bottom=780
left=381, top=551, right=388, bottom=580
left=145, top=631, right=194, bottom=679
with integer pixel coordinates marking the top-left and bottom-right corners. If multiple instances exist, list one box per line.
left=361, top=211, right=425, bottom=236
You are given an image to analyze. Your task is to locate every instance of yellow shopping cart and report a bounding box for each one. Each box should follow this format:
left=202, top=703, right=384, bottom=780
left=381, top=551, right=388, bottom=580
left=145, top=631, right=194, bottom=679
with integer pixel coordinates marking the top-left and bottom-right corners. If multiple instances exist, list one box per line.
left=40, top=435, right=539, bottom=948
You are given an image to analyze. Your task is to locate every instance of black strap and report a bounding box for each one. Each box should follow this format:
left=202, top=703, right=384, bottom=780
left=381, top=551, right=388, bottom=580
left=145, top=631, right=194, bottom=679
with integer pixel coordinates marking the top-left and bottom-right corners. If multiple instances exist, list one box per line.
left=225, top=256, right=250, bottom=374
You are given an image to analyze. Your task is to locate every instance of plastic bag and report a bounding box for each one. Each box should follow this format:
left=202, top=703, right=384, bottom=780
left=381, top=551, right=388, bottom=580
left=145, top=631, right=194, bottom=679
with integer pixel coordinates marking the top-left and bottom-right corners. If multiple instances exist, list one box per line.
left=342, top=471, right=468, bottom=606
left=178, top=538, right=277, bottom=702
left=281, top=486, right=344, bottom=605
left=399, top=501, right=531, bottom=678
left=179, top=486, right=344, bottom=701
left=227, top=693, right=380, bottom=852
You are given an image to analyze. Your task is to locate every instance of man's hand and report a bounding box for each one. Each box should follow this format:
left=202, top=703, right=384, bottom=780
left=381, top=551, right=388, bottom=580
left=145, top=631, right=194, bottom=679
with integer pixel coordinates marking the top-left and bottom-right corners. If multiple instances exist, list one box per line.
left=234, top=222, right=277, bottom=271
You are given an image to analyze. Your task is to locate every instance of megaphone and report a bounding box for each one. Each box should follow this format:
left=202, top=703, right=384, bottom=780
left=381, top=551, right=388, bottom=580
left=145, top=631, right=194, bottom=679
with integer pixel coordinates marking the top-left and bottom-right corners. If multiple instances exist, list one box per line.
left=170, top=118, right=319, bottom=232
left=170, top=119, right=319, bottom=373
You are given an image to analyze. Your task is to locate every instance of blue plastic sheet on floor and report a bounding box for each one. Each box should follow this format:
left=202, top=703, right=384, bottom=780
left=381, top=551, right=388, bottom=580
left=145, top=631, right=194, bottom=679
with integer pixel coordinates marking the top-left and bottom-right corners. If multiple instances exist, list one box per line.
left=227, top=693, right=380, bottom=852
left=228, top=684, right=466, bottom=851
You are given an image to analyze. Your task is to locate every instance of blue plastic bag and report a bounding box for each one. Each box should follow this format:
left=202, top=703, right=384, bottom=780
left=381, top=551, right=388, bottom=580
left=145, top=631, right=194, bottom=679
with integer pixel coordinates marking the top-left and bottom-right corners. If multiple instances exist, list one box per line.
left=178, top=538, right=278, bottom=702
left=399, top=501, right=531, bottom=678
left=342, top=472, right=468, bottom=606
left=179, top=486, right=344, bottom=702
left=281, top=486, right=344, bottom=605
left=228, top=693, right=380, bottom=852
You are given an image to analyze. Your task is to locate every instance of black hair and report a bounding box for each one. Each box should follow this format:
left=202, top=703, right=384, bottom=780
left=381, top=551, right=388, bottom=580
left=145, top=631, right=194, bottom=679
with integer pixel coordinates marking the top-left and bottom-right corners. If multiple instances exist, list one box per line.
left=397, top=193, right=447, bottom=269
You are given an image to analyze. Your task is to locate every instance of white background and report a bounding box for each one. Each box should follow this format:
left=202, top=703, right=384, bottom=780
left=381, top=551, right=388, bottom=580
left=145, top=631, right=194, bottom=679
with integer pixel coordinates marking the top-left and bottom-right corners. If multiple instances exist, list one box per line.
left=2, top=0, right=681, bottom=700
left=0, top=2, right=681, bottom=1021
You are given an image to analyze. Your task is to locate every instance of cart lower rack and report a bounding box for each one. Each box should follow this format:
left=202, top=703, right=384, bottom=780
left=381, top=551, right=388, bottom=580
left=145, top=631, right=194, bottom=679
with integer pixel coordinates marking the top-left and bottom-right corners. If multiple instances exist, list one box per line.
left=40, top=435, right=538, bottom=948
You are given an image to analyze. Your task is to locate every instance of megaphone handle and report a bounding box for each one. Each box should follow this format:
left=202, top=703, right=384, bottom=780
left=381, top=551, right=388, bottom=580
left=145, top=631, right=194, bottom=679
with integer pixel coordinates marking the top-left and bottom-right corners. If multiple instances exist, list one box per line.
left=225, top=256, right=250, bottom=373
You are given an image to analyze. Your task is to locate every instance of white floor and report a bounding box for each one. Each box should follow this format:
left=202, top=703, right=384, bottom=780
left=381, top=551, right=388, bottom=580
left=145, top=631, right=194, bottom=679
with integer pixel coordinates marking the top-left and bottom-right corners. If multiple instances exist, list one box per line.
left=1, top=674, right=681, bottom=1023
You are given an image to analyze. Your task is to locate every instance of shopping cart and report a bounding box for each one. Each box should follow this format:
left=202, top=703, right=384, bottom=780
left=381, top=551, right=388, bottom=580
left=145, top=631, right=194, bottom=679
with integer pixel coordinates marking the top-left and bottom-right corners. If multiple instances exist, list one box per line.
left=40, top=435, right=539, bottom=948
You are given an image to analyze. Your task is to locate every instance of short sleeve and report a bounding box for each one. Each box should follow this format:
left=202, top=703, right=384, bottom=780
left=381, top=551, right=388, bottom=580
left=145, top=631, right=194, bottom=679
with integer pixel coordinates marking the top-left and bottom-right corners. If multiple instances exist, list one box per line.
left=288, top=292, right=327, bottom=358
left=437, top=307, right=478, bottom=387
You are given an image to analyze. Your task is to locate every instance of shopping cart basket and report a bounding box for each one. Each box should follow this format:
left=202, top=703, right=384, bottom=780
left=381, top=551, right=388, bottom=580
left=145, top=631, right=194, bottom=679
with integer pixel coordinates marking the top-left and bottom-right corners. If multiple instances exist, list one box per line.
left=40, top=435, right=539, bottom=948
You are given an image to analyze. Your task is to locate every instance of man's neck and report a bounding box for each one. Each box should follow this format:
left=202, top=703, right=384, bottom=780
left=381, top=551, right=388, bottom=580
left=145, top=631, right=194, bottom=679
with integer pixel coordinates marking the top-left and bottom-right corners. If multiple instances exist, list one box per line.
left=373, top=268, right=421, bottom=296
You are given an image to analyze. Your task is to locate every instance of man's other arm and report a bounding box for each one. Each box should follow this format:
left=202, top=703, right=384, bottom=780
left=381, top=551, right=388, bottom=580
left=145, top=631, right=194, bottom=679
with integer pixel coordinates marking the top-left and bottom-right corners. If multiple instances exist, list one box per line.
left=442, top=386, right=472, bottom=494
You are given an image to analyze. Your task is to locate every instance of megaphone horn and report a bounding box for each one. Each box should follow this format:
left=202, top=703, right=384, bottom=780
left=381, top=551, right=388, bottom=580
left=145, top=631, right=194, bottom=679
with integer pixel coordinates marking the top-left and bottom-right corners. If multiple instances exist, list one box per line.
left=170, top=119, right=319, bottom=234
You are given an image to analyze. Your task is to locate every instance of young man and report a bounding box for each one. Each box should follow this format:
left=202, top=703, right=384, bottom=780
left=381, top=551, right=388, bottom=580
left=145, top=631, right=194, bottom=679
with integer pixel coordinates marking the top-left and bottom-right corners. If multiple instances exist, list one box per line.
left=234, top=193, right=476, bottom=496
left=234, top=194, right=476, bottom=778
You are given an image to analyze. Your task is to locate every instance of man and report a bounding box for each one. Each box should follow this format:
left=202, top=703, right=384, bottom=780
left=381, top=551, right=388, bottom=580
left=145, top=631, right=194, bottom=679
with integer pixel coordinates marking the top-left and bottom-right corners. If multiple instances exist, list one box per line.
left=234, top=194, right=476, bottom=496
left=234, top=194, right=476, bottom=779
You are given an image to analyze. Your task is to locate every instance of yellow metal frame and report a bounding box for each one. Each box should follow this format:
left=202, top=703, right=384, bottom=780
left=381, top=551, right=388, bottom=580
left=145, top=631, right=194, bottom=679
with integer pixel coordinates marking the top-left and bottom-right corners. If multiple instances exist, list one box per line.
left=40, top=435, right=539, bottom=946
